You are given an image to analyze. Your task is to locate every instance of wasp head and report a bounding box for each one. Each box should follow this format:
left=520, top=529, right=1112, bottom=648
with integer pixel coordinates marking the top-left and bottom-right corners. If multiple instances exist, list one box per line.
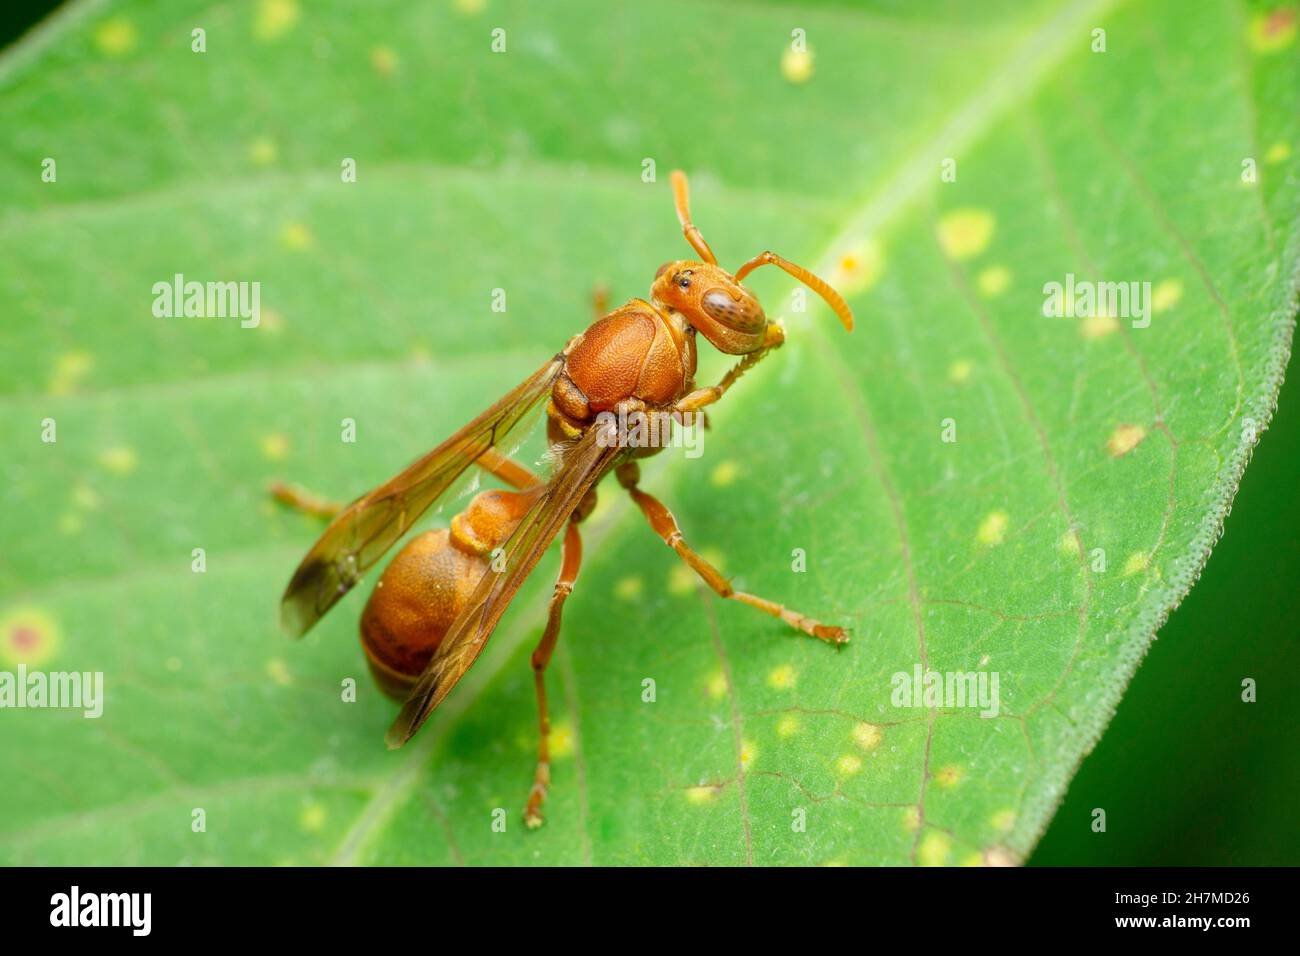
left=651, top=260, right=768, bottom=354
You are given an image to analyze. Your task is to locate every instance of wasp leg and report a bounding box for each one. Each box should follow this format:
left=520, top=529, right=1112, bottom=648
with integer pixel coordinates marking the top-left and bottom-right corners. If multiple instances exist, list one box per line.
left=268, top=481, right=343, bottom=519
left=673, top=323, right=786, bottom=415
left=475, top=448, right=541, bottom=491
left=591, top=282, right=610, bottom=319
left=524, top=517, right=585, bottom=829
left=616, top=462, right=848, bottom=646
left=271, top=451, right=540, bottom=522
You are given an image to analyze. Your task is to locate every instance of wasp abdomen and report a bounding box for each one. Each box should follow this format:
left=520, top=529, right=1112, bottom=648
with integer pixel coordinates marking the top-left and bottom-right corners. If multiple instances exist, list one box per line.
left=360, top=529, right=485, bottom=698
left=361, top=488, right=534, bottom=698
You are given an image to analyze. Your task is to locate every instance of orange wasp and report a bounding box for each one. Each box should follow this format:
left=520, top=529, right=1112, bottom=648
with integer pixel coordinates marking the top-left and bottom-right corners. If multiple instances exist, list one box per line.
left=274, top=171, right=854, bottom=828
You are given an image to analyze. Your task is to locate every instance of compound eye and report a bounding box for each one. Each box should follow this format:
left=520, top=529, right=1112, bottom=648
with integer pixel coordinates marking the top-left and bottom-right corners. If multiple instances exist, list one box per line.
left=702, top=287, right=765, bottom=332
left=677, top=275, right=691, bottom=290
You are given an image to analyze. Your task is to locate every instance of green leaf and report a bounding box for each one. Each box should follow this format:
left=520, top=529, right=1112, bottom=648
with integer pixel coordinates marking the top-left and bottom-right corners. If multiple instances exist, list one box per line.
left=1, top=0, right=1296, bottom=866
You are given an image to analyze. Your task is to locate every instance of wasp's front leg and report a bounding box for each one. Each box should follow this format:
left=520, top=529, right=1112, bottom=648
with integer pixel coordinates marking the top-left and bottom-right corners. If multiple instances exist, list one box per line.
left=673, top=322, right=786, bottom=415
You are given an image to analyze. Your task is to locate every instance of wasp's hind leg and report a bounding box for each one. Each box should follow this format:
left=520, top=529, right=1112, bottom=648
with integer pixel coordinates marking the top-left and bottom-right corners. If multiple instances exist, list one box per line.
left=524, top=514, right=586, bottom=829
left=271, top=449, right=540, bottom=522
left=616, top=462, right=848, bottom=645
left=269, top=481, right=343, bottom=519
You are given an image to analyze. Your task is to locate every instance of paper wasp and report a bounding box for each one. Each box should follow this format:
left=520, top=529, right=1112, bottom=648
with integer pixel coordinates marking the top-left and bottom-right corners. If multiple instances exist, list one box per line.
left=275, top=171, right=854, bottom=828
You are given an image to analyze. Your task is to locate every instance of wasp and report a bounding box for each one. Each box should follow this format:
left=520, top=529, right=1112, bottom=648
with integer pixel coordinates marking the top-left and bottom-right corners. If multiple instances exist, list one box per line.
left=275, top=171, right=854, bottom=828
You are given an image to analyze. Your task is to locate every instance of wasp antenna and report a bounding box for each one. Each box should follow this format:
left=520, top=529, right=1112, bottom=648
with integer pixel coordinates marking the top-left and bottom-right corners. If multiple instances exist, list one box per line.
left=670, top=170, right=718, bottom=265
left=733, top=251, right=854, bottom=332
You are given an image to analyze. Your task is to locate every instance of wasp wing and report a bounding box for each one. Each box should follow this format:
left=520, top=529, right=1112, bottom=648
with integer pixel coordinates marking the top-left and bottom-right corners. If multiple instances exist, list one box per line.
left=280, top=354, right=566, bottom=637
left=385, top=419, right=622, bottom=748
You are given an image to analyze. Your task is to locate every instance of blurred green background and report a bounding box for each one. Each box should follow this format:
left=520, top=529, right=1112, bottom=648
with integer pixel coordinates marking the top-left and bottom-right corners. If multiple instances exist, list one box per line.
left=2, top=1, right=1295, bottom=867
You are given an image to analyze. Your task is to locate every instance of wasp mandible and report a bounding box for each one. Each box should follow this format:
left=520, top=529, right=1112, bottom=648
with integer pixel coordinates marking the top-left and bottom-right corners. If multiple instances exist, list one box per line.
left=275, top=171, right=854, bottom=828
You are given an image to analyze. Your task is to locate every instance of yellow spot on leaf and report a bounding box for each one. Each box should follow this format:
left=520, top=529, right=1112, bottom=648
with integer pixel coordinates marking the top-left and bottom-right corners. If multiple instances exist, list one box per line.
left=767, top=664, right=796, bottom=689
left=94, top=17, right=137, bottom=56
left=98, top=446, right=137, bottom=475
left=1, top=606, right=61, bottom=667
left=977, top=510, right=1008, bottom=546
left=1059, top=529, right=1080, bottom=555
left=50, top=351, right=93, bottom=395
left=370, top=46, right=400, bottom=76
left=1123, top=551, right=1149, bottom=576
left=836, top=754, right=862, bottom=776
left=933, top=765, right=964, bottom=788
left=266, top=658, right=292, bottom=686
left=960, top=852, right=984, bottom=867
left=455, top=0, right=487, bottom=13
left=740, top=740, right=758, bottom=769
left=547, top=720, right=574, bottom=758
left=261, top=432, right=290, bottom=461
left=72, top=483, right=101, bottom=511
left=991, top=809, right=1016, bottom=832
left=852, top=722, right=881, bottom=750
left=1081, top=313, right=1119, bottom=339
left=901, top=806, right=921, bottom=832
left=711, top=460, right=740, bottom=487
left=1265, top=142, right=1291, bottom=164
left=706, top=671, right=728, bottom=699
left=831, top=239, right=884, bottom=295
left=1106, top=423, right=1146, bottom=458
left=614, top=576, right=643, bottom=600
left=58, top=512, right=83, bottom=535
left=919, top=832, right=951, bottom=866
left=259, top=308, right=284, bottom=333
left=776, top=715, right=800, bottom=737
left=685, top=785, right=717, bottom=804
left=976, top=265, right=1011, bottom=298
left=299, top=802, right=327, bottom=832
left=983, top=846, right=1019, bottom=867
left=781, top=46, right=814, bottom=84
left=947, top=359, right=973, bottom=384
left=1248, top=8, right=1296, bottom=53
left=936, top=208, right=995, bottom=261
left=254, top=0, right=300, bottom=42
left=1152, top=278, right=1183, bottom=313
left=248, top=137, right=277, bottom=166
left=280, top=222, right=314, bottom=250
left=668, top=563, right=696, bottom=596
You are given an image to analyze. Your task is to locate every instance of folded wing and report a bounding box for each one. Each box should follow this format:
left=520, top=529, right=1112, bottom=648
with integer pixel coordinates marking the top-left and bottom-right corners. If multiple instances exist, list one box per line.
left=386, top=419, right=622, bottom=747
left=280, top=354, right=566, bottom=637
